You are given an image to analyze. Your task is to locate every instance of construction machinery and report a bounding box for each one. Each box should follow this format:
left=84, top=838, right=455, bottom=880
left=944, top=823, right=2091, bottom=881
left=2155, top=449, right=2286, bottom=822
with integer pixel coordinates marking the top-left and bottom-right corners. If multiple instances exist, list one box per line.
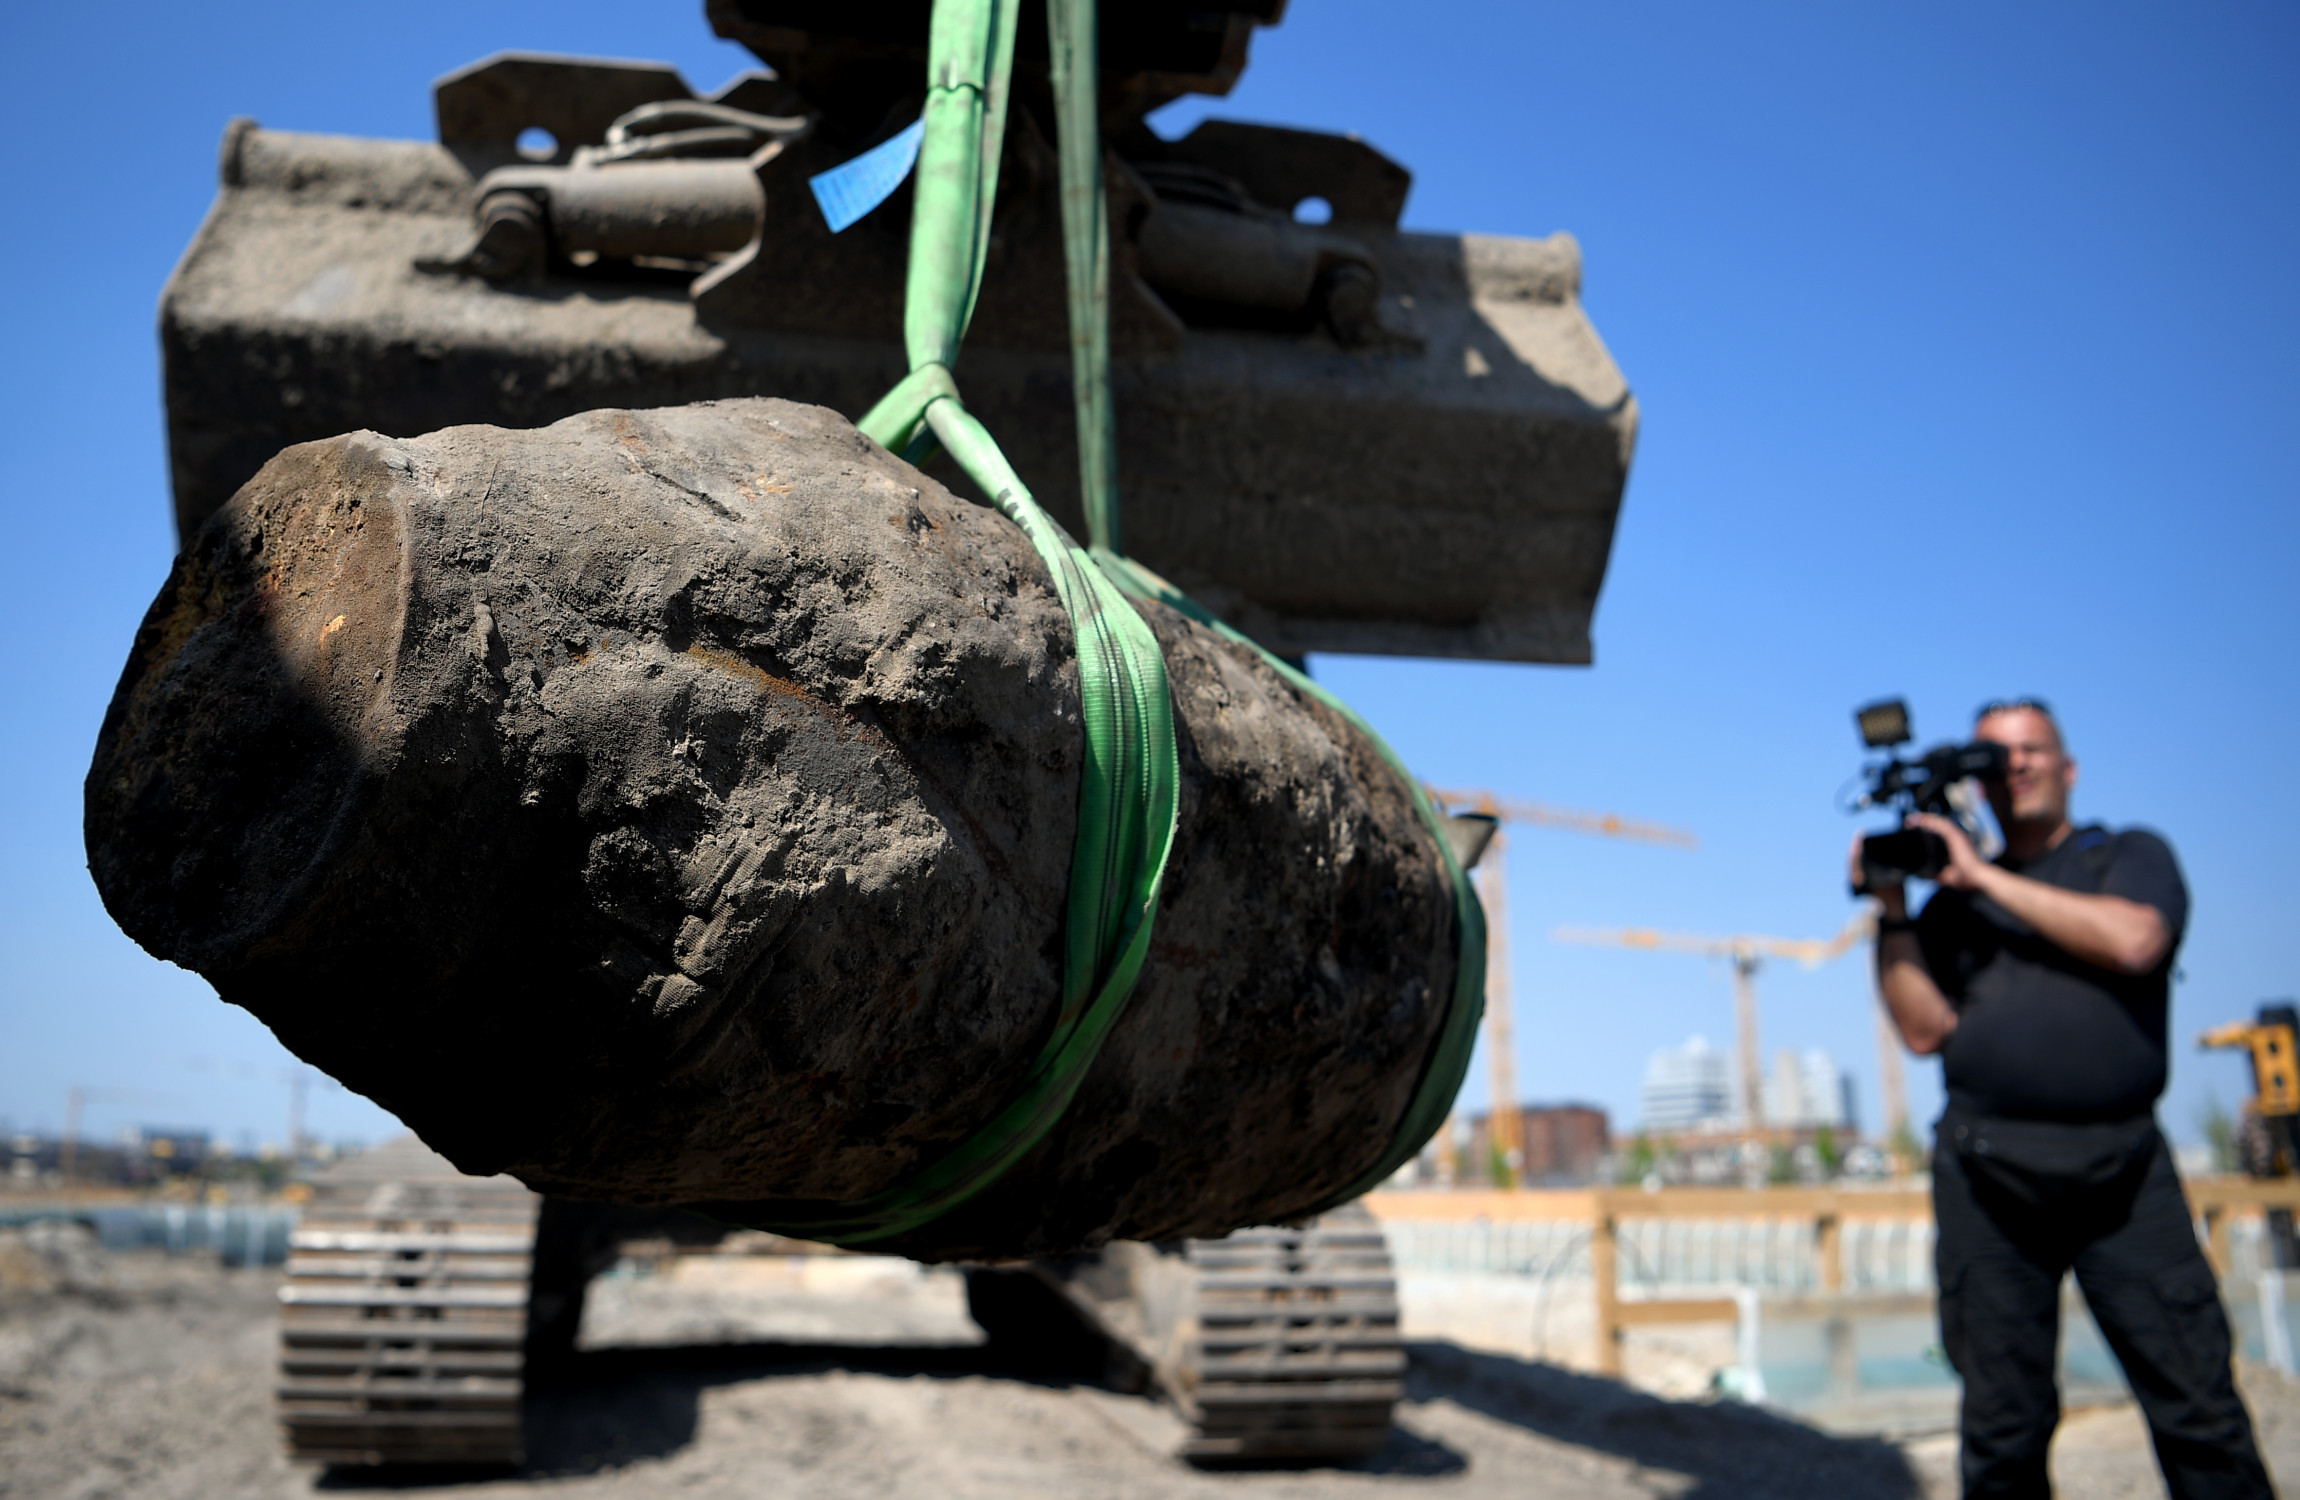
left=2202, top=1003, right=2300, bottom=1267
left=159, top=0, right=1638, bottom=1470
left=1554, top=910, right=1876, bottom=1152
left=1431, top=789, right=1697, bottom=1186
left=281, top=1137, right=1408, bottom=1467
left=967, top=1206, right=1404, bottom=1462
left=278, top=1137, right=540, bottom=1465
left=160, top=5, right=1634, bottom=666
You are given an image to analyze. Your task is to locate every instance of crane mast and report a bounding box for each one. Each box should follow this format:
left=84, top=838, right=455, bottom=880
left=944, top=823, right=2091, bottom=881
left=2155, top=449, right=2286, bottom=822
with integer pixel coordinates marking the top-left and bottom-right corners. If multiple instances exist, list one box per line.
left=1554, top=907, right=1877, bottom=1162
left=1432, top=789, right=1697, bottom=1186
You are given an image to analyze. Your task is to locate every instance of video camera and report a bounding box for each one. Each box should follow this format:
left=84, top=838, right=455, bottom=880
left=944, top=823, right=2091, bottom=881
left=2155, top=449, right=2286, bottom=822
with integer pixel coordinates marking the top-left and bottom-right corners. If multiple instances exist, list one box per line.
left=1847, top=698, right=2009, bottom=891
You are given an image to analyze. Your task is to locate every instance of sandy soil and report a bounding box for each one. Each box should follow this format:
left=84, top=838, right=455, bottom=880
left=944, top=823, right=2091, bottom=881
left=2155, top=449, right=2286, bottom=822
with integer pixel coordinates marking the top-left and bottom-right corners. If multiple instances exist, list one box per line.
left=5, top=1229, right=2297, bottom=1500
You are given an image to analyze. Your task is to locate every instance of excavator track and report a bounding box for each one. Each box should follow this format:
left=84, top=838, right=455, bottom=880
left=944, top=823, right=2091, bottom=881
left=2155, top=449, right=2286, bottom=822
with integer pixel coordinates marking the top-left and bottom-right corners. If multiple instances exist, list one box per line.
left=277, top=1136, right=540, bottom=1466
left=1176, top=1201, right=1405, bottom=1462
left=970, top=1202, right=1409, bottom=1463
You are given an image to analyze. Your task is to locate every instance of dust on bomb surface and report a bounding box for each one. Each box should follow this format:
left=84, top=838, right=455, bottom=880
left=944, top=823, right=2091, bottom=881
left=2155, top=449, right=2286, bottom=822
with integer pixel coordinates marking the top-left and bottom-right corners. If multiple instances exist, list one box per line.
left=13, top=1227, right=2297, bottom=1499
left=85, top=399, right=1457, bottom=1257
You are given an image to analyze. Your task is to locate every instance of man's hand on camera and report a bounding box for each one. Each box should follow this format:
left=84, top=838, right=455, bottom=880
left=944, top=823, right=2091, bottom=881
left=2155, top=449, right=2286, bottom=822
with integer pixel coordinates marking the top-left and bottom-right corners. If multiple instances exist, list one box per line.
left=1848, top=833, right=1908, bottom=918
left=1908, top=811, right=1991, bottom=890
left=1857, top=831, right=1957, bottom=1053
left=1900, top=813, right=2172, bottom=973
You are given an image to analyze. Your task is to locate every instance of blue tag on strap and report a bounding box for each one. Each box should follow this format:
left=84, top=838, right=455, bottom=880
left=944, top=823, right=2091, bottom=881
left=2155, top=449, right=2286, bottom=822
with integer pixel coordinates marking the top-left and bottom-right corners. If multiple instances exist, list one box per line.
left=809, top=118, right=927, bottom=234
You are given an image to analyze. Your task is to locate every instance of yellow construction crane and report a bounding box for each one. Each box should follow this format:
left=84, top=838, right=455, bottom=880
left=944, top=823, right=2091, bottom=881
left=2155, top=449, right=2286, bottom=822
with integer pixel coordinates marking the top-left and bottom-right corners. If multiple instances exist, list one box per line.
left=1430, top=790, right=1700, bottom=852
left=1431, top=789, right=1699, bottom=1186
left=1552, top=907, right=1876, bottom=1148
left=58, top=1085, right=170, bottom=1180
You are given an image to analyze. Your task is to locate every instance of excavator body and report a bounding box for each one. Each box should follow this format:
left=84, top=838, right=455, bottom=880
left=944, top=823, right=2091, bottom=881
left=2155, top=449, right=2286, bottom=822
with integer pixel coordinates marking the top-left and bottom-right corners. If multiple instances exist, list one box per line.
left=160, top=5, right=1635, bottom=665
left=174, top=3, right=1625, bottom=1469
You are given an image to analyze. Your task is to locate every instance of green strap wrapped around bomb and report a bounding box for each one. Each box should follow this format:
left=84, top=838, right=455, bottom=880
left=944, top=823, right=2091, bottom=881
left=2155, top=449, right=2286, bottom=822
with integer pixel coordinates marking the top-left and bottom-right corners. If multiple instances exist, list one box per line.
left=86, top=0, right=1482, bottom=1260
left=83, top=397, right=1466, bottom=1260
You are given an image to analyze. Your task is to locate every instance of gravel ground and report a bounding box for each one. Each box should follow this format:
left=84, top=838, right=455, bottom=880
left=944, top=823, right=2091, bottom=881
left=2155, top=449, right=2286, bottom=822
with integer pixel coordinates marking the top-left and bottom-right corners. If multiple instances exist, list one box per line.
left=5, top=1230, right=2297, bottom=1499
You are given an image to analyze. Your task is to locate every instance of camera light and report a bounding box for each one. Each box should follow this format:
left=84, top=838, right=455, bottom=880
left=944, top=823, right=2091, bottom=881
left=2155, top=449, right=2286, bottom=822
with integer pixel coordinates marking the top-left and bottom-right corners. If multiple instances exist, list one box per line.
left=1856, top=698, right=1912, bottom=749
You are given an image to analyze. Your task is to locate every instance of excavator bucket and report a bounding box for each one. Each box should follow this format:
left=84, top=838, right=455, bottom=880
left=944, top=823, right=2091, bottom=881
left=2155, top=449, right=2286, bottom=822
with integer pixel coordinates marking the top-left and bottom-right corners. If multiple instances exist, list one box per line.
left=160, top=4, right=1635, bottom=664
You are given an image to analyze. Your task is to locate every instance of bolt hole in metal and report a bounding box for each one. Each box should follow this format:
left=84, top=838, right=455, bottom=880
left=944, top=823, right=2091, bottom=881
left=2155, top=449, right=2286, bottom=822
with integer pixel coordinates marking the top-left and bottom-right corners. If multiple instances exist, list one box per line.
left=515, top=126, right=558, bottom=162
left=1292, top=195, right=1333, bottom=225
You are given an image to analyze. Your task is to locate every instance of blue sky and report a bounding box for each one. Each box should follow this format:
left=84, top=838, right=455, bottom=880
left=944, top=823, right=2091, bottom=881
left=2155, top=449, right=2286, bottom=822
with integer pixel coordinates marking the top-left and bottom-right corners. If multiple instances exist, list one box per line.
left=1, top=2, right=2293, bottom=1154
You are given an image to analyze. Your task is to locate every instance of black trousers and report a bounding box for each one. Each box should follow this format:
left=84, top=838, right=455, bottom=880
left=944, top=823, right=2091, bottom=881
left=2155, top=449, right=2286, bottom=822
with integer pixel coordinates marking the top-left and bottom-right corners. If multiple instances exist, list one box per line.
left=1934, top=1120, right=2275, bottom=1499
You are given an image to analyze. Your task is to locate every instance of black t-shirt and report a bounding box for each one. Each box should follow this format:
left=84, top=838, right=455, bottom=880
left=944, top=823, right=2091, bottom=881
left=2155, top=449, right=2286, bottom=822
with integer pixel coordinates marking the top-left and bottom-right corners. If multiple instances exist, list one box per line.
left=1916, top=825, right=2188, bottom=1123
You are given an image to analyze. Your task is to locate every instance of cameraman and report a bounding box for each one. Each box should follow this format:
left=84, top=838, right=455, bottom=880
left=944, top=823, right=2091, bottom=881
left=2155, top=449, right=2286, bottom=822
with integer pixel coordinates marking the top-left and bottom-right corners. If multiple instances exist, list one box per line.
left=1861, top=699, right=2273, bottom=1500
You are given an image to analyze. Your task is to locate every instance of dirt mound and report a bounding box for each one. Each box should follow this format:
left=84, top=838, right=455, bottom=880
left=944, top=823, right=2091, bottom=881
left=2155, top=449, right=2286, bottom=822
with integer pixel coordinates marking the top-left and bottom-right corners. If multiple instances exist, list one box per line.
left=0, top=1221, right=106, bottom=1296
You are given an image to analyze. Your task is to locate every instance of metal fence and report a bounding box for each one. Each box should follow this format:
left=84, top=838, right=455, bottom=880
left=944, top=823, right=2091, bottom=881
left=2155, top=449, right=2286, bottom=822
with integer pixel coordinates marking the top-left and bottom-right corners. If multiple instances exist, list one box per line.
left=1380, top=1196, right=2276, bottom=1299
left=0, top=1202, right=297, bottom=1265
left=1383, top=1213, right=1938, bottom=1293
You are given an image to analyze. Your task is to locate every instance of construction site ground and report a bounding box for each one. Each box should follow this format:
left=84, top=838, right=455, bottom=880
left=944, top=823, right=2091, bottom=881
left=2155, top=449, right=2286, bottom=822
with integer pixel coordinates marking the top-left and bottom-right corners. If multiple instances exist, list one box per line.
left=7, top=1228, right=2300, bottom=1500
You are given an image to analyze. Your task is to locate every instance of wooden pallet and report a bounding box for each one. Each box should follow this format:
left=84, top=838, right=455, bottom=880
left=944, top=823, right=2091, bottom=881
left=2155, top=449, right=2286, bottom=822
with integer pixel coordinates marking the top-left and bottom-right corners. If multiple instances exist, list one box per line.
left=1179, top=1201, right=1405, bottom=1461
left=278, top=1136, right=539, bottom=1466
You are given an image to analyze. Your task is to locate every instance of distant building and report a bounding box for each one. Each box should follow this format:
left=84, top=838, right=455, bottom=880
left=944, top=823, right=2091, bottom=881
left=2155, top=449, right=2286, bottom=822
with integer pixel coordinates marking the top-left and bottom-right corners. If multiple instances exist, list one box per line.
left=1641, top=1036, right=1732, bottom=1131
left=1520, top=1104, right=1610, bottom=1183
left=1762, top=1049, right=1856, bottom=1130
left=1461, top=1103, right=1612, bottom=1185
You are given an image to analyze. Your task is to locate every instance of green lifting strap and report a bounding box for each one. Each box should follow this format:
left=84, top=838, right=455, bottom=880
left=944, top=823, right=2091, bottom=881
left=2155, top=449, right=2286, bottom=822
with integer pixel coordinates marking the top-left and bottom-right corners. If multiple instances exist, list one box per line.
left=736, top=0, right=1180, bottom=1247
left=1093, top=549, right=1489, bottom=1211
left=1042, top=0, right=1485, bottom=1211
left=1047, top=0, right=1121, bottom=555
left=741, top=0, right=1483, bottom=1245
